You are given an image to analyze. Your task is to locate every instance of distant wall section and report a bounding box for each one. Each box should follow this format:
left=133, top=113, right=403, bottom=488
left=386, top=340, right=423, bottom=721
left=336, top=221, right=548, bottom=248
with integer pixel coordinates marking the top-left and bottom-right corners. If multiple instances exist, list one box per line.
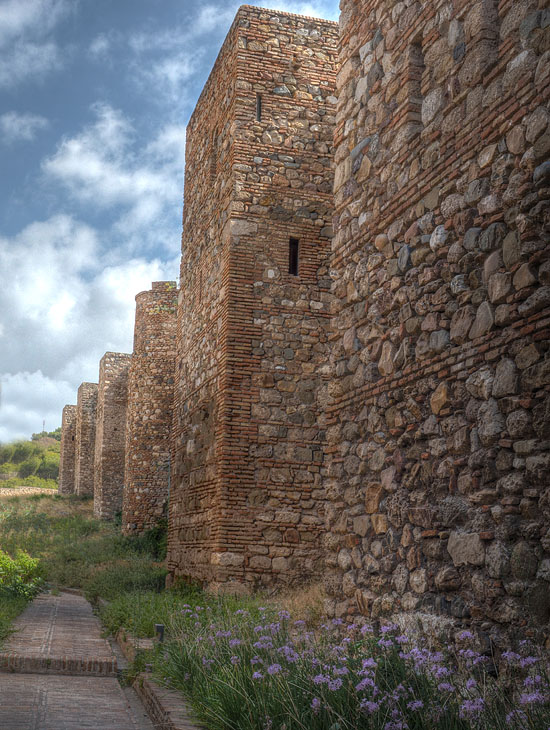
left=58, top=404, right=77, bottom=494
left=74, top=382, right=98, bottom=496
left=94, top=352, right=131, bottom=520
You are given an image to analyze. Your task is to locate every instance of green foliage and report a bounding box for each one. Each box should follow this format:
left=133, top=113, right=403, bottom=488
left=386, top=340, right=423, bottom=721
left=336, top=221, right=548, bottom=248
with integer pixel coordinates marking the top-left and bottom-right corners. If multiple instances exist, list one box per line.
left=31, top=427, right=62, bottom=441
left=19, top=455, right=41, bottom=477
left=118, top=519, right=168, bottom=560
left=0, top=437, right=60, bottom=483
left=0, top=595, right=27, bottom=643
left=0, top=548, right=42, bottom=599
left=36, top=450, right=60, bottom=480
left=83, top=559, right=167, bottom=603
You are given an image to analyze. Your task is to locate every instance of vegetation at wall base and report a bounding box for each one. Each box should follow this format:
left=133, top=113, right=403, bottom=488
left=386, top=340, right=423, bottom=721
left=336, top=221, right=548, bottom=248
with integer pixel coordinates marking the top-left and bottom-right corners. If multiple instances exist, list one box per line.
left=151, top=608, right=550, bottom=730
left=0, top=492, right=169, bottom=643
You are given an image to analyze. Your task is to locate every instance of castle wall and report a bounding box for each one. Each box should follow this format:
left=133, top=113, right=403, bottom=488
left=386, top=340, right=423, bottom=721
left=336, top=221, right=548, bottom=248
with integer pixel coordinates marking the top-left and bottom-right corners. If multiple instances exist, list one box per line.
left=58, top=404, right=77, bottom=494
left=325, top=0, right=550, bottom=644
left=122, top=282, right=178, bottom=534
left=168, top=6, right=338, bottom=591
left=74, top=382, right=98, bottom=496
left=93, top=352, right=132, bottom=520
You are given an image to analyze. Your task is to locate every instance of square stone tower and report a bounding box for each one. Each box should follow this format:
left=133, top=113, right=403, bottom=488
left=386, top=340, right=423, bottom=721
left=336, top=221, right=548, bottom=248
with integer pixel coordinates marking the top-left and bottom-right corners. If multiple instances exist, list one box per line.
left=58, top=404, right=77, bottom=494
left=74, top=382, right=98, bottom=496
left=94, top=352, right=132, bottom=520
left=167, top=6, right=338, bottom=592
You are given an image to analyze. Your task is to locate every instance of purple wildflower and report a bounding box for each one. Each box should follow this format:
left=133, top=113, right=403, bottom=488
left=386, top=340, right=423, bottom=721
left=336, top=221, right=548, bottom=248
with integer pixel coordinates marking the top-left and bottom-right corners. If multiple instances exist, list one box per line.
left=229, top=638, right=241, bottom=648
left=466, top=678, right=477, bottom=690
left=278, top=610, right=291, bottom=620
left=407, top=700, right=424, bottom=711
left=313, top=674, right=329, bottom=685
left=458, top=630, right=474, bottom=640
left=360, top=699, right=380, bottom=714
left=437, top=682, right=454, bottom=692
left=459, top=697, right=485, bottom=719
left=252, top=671, right=263, bottom=680
left=267, top=664, right=282, bottom=675
left=311, top=697, right=321, bottom=713
left=230, top=655, right=239, bottom=665
left=328, top=678, right=343, bottom=691
left=520, top=691, right=546, bottom=705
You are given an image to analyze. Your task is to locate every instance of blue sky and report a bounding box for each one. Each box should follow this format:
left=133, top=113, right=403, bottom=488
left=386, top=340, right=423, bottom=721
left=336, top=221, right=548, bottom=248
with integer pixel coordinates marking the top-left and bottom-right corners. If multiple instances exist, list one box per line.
left=0, top=0, right=339, bottom=442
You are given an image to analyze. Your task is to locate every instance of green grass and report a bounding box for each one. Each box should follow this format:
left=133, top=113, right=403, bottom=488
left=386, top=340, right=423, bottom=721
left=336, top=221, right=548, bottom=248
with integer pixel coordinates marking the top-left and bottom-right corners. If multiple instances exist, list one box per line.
left=0, top=492, right=169, bottom=643
left=0, top=595, right=28, bottom=643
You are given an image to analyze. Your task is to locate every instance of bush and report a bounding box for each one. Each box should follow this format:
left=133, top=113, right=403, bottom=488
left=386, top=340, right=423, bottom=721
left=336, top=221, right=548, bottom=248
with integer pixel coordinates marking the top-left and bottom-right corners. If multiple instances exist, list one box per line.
left=19, top=455, right=41, bottom=478
left=0, top=548, right=42, bottom=599
left=11, top=441, right=36, bottom=464
left=36, top=451, right=60, bottom=480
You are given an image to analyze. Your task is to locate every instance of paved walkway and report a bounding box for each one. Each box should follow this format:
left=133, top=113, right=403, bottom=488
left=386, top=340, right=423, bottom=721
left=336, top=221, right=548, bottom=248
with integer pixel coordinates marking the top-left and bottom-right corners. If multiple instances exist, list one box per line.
left=0, top=592, right=153, bottom=729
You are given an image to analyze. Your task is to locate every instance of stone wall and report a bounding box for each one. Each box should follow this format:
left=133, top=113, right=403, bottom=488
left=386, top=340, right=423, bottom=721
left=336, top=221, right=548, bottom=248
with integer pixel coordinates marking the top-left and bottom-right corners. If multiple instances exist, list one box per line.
left=74, top=383, right=98, bottom=496
left=167, top=6, right=338, bottom=592
left=325, top=0, right=550, bottom=646
left=122, top=282, right=178, bottom=534
left=94, top=352, right=132, bottom=520
left=58, top=404, right=77, bottom=494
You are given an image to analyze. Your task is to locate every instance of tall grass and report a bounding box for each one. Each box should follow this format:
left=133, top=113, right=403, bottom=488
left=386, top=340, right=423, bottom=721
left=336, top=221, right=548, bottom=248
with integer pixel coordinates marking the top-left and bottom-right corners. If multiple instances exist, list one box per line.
left=0, top=492, right=167, bottom=612
left=154, top=607, right=550, bottom=730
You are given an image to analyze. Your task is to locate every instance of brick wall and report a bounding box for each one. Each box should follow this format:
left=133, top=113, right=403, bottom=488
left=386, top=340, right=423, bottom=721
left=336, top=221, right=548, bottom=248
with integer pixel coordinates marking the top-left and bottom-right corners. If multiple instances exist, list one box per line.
left=325, top=0, right=550, bottom=645
left=94, top=352, right=132, bottom=520
left=74, top=383, right=98, bottom=496
left=167, top=6, right=338, bottom=592
left=58, top=404, right=77, bottom=494
left=122, top=282, right=178, bottom=534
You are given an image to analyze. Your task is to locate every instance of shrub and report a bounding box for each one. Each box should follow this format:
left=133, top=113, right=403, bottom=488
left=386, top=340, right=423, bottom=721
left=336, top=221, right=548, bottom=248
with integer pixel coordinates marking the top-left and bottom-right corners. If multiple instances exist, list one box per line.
left=18, top=455, right=41, bottom=478
left=0, top=549, right=42, bottom=599
left=36, top=451, right=60, bottom=480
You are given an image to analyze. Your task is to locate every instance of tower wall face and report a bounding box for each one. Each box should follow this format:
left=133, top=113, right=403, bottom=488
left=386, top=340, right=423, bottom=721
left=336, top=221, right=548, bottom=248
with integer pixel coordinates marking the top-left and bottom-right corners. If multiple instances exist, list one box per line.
left=74, top=383, right=98, bottom=496
left=58, top=404, right=77, bottom=495
left=93, top=352, right=132, bottom=520
left=122, top=282, right=178, bottom=534
left=168, top=6, right=338, bottom=591
left=326, top=0, right=550, bottom=641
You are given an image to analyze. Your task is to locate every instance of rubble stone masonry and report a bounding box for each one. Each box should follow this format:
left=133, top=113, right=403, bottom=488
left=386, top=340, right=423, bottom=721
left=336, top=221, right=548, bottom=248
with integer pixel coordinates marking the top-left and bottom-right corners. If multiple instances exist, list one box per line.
left=325, top=0, right=550, bottom=646
left=74, top=383, right=98, bottom=496
left=94, top=352, right=132, bottom=520
left=122, top=282, right=178, bottom=534
left=167, top=6, right=338, bottom=592
left=58, top=404, right=77, bottom=494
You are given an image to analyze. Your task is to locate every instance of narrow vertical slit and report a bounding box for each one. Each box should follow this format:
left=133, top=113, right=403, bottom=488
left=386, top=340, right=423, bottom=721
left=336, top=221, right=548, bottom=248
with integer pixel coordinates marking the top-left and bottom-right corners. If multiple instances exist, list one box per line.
left=256, top=93, right=262, bottom=122
left=289, top=237, right=299, bottom=276
left=408, top=41, right=424, bottom=134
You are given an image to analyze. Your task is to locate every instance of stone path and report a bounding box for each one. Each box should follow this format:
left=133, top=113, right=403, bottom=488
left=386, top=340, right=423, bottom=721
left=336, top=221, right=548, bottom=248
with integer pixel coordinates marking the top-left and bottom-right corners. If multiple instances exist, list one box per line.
left=0, top=592, right=154, bottom=729
left=0, top=487, right=57, bottom=496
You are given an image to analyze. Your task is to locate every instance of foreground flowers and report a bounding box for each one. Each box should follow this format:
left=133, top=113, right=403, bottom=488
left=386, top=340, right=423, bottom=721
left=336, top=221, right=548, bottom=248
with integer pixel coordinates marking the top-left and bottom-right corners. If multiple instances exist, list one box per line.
left=154, top=603, right=550, bottom=730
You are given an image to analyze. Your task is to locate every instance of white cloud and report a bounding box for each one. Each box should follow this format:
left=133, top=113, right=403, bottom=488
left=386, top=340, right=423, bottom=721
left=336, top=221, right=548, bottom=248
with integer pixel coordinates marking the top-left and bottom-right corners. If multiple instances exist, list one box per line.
left=0, top=110, right=49, bottom=144
left=0, top=214, right=178, bottom=442
left=42, top=103, right=185, bottom=251
left=0, top=371, right=74, bottom=442
left=0, top=0, right=71, bottom=88
left=88, top=32, right=112, bottom=61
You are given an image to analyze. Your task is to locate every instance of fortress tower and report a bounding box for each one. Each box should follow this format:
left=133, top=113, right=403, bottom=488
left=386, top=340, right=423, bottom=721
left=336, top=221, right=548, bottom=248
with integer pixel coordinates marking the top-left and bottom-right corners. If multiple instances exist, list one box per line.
left=167, top=6, right=338, bottom=591
left=122, top=282, right=178, bottom=534
left=74, top=382, right=98, bottom=496
left=93, top=352, right=132, bottom=520
left=58, top=404, right=77, bottom=494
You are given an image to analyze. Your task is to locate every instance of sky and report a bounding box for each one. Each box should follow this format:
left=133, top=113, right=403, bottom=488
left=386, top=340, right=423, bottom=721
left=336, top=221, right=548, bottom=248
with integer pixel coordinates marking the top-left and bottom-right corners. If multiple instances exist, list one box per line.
left=0, top=0, right=339, bottom=442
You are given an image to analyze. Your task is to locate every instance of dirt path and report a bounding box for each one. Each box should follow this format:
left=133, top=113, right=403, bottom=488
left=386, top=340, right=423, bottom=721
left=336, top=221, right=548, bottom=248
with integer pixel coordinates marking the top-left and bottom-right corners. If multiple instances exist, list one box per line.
left=0, top=592, right=153, bottom=729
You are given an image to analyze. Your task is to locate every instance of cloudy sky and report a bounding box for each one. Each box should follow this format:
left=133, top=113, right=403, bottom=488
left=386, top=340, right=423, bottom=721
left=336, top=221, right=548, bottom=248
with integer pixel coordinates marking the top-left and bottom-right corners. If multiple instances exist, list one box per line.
left=0, top=0, right=339, bottom=442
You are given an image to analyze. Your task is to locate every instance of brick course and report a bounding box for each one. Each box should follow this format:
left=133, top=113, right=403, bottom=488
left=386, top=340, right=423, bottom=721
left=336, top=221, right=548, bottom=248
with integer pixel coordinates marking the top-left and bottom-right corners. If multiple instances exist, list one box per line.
left=122, top=282, right=178, bottom=534
left=74, top=383, right=98, bottom=497
left=59, top=404, right=77, bottom=495
left=94, top=352, right=132, bottom=520
left=167, top=5, right=338, bottom=591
